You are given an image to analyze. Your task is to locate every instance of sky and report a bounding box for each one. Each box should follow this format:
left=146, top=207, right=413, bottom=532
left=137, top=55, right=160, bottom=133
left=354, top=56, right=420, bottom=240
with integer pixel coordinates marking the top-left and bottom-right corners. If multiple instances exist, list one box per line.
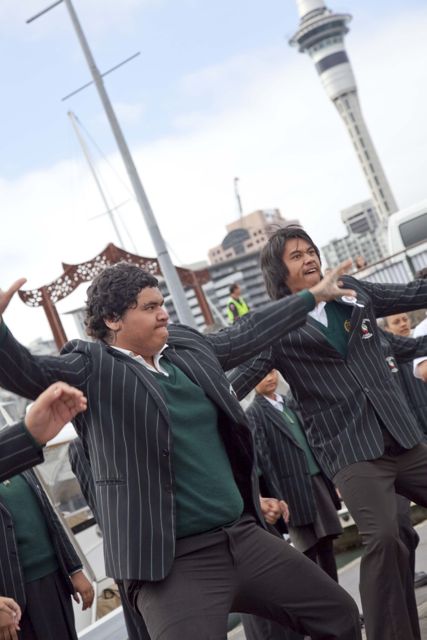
left=1, top=0, right=427, bottom=345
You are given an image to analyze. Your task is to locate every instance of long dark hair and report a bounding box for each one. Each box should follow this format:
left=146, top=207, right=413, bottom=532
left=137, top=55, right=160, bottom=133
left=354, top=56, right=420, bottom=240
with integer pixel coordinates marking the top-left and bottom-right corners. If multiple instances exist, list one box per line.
left=261, top=226, right=321, bottom=299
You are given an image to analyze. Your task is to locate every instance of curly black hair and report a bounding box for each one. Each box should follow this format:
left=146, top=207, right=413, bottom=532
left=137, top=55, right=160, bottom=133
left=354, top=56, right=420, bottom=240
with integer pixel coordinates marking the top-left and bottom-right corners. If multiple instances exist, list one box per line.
left=85, top=262, right=159, bottom=342
left=260, top=225, right=321, bottom=299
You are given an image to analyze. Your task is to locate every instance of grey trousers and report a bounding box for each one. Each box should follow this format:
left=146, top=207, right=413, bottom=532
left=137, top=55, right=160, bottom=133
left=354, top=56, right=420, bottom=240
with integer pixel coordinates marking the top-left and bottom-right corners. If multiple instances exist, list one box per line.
left=334, top=442, right=427, bottom=640
left=130, top=515, right=361, bottom=640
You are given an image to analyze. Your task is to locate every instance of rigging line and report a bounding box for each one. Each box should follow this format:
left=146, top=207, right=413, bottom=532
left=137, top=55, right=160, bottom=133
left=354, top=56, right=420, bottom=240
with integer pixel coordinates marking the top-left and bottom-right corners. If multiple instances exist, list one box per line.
left=74, top=114, right=137, bottom=198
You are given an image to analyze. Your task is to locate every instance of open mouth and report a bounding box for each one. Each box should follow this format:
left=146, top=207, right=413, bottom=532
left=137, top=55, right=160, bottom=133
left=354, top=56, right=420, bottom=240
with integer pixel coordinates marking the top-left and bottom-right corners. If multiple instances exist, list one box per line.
left=304, top=267, right=318, bottom=275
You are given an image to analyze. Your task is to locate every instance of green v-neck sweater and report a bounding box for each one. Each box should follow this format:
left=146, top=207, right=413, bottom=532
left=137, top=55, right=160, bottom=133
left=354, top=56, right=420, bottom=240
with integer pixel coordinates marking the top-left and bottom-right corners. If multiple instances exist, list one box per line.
left=154, top=359, right=244, bottom=538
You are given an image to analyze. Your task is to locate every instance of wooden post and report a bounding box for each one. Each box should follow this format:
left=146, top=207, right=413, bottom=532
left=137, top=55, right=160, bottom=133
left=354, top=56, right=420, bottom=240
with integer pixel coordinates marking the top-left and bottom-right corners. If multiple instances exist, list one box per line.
left=191, top=276, right=214, bottom=326
left=41, top=288, right=68, bottom=350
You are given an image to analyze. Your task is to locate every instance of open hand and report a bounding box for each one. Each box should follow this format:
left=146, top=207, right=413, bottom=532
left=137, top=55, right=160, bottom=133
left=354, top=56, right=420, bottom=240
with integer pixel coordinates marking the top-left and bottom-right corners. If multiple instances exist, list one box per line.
left=0, top=279, right=27, bottom=317
left=309, top=259, right=356, bottom=304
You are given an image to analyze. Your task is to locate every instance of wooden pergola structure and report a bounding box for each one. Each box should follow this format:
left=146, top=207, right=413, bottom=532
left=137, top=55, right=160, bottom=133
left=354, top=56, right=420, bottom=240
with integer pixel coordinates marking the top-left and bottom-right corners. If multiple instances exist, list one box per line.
left=18, top=243, right=214, bottom=350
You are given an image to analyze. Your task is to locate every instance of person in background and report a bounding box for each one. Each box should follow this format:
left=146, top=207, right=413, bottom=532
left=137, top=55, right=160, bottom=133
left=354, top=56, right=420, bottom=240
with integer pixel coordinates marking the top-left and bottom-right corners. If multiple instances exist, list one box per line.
left=0, top=467, right=94, bottom=640
left=226, top=283, right=250, bottom=324
left=247, top=369, right=342, bottom=581
left=381, top=316, right=427, bottom=589
left=413, top=267, right=427, bottom=383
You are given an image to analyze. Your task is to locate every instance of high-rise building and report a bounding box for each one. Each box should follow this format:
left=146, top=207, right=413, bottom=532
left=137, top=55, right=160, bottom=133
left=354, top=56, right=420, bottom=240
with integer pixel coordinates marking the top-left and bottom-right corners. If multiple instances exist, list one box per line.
left=290, top=0, right=398, bottom=224
left=208, top=209, right=299, bottom=265
left=322, top=199, right=388, bottom=267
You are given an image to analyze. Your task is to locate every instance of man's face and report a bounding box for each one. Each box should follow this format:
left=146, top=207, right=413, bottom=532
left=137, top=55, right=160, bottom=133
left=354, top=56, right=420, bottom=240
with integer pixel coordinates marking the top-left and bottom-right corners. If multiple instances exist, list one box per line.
left=255, top=370, right=279, bottom=397
left=232, top=285, right=241, bottom=299
left=385, top=313, right=411, bottom=337
left=106, top=287, right=169, bottom=356
left=282, top=238, right=321, bottom=293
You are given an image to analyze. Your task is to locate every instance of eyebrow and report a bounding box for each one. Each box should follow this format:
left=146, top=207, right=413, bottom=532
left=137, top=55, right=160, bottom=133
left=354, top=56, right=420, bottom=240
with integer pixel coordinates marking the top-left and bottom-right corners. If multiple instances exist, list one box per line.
left=141, top=298, right=164, bottom=309
left=289, top=245, right=314, bottom=256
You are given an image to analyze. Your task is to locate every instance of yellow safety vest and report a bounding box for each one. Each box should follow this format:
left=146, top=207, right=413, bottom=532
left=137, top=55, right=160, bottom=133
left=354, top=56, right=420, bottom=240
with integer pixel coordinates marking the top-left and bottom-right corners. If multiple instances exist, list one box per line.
left=226, top=297, right=250, bottom=324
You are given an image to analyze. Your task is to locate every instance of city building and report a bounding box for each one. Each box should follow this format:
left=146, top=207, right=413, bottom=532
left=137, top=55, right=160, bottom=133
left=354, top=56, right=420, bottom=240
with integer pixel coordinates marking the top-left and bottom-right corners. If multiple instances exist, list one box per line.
left=208, top=209, right=299, bottom=265
left=321, top=199, right=388, bottom=267
left=290, top=0, right=398, bottom=223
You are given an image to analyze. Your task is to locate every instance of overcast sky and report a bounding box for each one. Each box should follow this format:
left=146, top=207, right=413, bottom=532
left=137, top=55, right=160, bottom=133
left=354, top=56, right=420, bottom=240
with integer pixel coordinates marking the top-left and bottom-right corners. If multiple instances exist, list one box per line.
left=2, top=0, right=427, bottom=345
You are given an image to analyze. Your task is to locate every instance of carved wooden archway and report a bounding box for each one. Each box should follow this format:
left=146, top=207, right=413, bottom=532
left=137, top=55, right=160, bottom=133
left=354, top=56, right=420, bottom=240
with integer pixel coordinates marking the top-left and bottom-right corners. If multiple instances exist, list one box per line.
left=18, top=243, right=214, bottom=349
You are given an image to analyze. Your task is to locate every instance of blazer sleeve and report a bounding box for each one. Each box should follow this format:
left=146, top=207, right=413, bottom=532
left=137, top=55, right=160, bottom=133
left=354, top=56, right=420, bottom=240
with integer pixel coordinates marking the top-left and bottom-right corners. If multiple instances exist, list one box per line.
left=0, top=422, right=44, bottom=481
left=29, top=471, right=83, bottom=575
left=205, top=292, right=314, bottom=371
left=228, top=347, right=275, bottom=401
left=0, top=321, right=90, bottom=400
left=247, top=408, right=283, bottom=501
left=359, top=278, right=427, bottom=318
left=380, top=330, right=427, bottom=364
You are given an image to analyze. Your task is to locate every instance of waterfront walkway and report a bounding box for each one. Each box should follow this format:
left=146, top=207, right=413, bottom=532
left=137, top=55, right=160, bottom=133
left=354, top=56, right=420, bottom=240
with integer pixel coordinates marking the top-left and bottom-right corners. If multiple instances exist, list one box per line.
left=229, top=519, right=427, bottom=639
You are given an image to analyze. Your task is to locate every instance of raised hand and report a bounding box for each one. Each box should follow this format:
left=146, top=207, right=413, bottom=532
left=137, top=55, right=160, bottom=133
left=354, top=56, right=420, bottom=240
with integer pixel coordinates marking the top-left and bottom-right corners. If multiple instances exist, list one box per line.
left=25, top=382, right=88, bottom=445
left=309, top=259, right=356, bottom=304
left=0, top=279, right=27, bottom=317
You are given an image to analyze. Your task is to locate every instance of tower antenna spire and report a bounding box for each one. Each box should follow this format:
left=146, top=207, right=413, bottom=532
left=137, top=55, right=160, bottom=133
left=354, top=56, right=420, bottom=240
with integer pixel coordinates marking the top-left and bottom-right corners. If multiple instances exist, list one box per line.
left=290, top=0, right=398, bottom=225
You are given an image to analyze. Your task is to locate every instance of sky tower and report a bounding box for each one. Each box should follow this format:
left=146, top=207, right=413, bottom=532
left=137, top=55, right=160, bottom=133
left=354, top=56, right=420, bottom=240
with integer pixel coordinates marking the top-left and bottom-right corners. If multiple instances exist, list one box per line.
left=290, top=0, right=398, bottom=224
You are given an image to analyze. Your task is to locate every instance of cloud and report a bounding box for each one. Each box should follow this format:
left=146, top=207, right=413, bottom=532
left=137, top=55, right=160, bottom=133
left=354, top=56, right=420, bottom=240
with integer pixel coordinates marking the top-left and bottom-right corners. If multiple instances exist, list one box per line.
left=3, top=3, right=427, bottom=344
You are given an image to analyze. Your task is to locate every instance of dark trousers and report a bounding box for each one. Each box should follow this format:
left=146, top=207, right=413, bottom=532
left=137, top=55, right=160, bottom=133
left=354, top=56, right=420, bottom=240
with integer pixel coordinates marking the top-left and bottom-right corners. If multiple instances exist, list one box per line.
left=241, top=613, right=305, bottom=640
left=334, top=442, right=427, bottom=640
left=117, top=581, right=150, bottom=640
left=304, top=536, right=338, bottom=583
left=396, top=494, right=419, bottom=580
left=19, top=570, right=77, bottom=640
left=130, top=515, right=361, bottom=640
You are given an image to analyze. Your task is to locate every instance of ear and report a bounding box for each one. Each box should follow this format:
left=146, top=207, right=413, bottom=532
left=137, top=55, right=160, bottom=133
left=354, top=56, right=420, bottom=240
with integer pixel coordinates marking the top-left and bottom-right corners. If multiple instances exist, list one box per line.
left=104, top=317, right=122, bottom=332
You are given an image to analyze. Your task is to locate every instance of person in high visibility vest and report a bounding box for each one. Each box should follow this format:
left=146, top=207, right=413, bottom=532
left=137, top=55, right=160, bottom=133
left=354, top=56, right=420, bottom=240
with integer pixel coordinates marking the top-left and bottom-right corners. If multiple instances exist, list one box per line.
left=226, top=283, right=250, bottom=324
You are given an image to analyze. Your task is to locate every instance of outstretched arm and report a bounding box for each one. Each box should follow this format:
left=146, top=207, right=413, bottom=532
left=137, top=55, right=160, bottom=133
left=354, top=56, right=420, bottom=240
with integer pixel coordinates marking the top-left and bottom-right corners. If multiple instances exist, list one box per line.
left=0, top=383, right=87, bottom=481
left=207, top=260, right=355, bottom=370
left=380, top=329, right=427, bottom=364
left=360, top=278, right=427, bottom=318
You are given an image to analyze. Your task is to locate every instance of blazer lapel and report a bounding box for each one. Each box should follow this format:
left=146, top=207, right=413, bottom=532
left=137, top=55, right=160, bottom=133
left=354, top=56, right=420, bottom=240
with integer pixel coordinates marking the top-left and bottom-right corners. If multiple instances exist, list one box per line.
left=104, top=346, right=170, bottom=424
left=164, top=345, right=245, bottom=423
left=257, top=396, right=303, bottom=450
left=299, top=317, right=343, bottom=359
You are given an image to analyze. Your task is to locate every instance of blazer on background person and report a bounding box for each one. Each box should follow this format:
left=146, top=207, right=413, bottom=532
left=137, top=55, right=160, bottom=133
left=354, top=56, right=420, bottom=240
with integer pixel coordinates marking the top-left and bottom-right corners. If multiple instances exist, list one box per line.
left=0, top=468, right=93, bottom=639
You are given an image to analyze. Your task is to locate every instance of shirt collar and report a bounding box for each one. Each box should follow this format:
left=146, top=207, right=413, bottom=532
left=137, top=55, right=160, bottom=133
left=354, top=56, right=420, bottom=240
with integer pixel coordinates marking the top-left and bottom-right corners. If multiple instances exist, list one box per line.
left=110, top=343, right=169, bottom=376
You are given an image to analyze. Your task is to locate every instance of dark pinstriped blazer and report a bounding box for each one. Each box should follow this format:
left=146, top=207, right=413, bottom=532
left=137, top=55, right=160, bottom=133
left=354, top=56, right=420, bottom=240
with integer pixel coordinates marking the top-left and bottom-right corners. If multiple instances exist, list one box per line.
left=0, top=469, right=82, bottom=609
left=246, top=394, right=340, bottom=527
left=379, top=330, right=427, bottom=437
left=0, top=422, right=44, bottom=481
left=230, top=276, right=427, bottom=479
left=68, top=439, right=150, bottom=640
left=0, top=292, right=311, bottom=582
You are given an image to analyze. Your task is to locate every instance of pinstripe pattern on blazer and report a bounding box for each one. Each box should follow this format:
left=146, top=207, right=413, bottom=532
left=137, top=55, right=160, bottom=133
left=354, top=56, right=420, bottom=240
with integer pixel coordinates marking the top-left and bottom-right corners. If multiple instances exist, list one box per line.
left=230, top=276, right=427, bottom=478
left=68, top=439, right=99, bottom=522
left=0, top=291, right=311, bottom=581
left=379, top=330, right=427, bottom=437
left=68, top=439, right=151, bottom=640
left=0, top=422, right=44, bottom=481
left=0, top=469, right=82, bottom=609
left=246, top=394, right=339, bottom=527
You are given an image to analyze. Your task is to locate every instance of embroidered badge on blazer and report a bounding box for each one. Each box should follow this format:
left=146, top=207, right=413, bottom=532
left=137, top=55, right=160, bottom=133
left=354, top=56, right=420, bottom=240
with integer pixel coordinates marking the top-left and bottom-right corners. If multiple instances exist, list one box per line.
left=385, top=356, right=398, bottom=373
left=360, top=319, right=373, bottom=339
